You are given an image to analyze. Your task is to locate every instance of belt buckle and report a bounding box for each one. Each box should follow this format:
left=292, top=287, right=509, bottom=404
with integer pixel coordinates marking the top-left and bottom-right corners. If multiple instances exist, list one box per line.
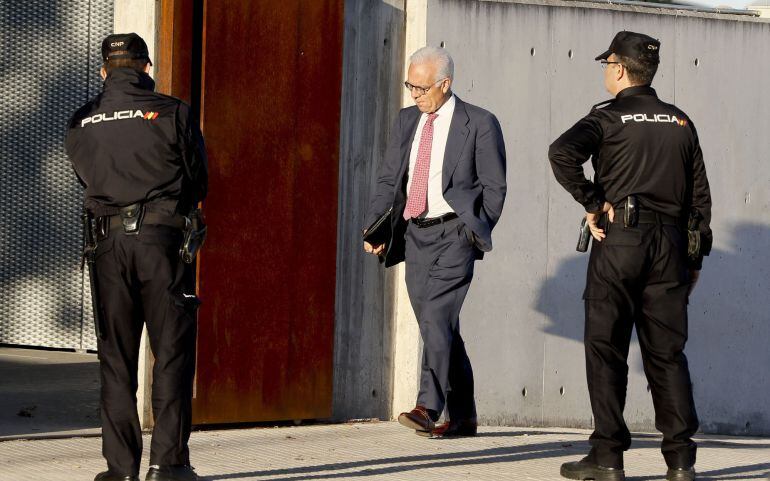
left=421, top=217, right=438, bottom=228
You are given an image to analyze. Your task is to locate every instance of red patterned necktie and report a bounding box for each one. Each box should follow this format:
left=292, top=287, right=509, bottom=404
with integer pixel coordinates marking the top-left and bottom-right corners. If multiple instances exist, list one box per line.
left=404, top=113, right=438, bottom=220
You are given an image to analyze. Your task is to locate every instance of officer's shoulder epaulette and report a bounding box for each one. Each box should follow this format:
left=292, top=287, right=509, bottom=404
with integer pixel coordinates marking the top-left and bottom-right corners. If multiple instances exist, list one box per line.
left=590, top=99, right=615, bottom=113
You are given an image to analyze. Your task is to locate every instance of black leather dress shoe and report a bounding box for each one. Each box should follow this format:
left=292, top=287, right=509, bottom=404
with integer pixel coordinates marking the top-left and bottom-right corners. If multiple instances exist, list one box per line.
left=666, top=467, right=696, bottom=480
left=561, top=457, right=626, bottom=481
left=145, top=465, right=198, bottom=481
left=94, top=471, right=139, bottom=481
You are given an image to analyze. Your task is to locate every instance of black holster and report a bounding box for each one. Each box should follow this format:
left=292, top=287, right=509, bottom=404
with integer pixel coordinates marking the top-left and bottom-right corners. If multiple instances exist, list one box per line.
left=687, top=210, right=702, bottom=260
left=82, top=209, right=106, bottom=339
left=623, top=195, right=639, bottom=228
left=119, top=203, right=145, bottom=235
left=577, top=217, right=591, bottom=252
left=180, top=208, right=207, bottom=264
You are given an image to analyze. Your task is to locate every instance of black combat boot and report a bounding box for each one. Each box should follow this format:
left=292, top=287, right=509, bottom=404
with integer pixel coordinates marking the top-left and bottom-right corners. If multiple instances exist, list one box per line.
left=666, top=467, right=696, bottom=480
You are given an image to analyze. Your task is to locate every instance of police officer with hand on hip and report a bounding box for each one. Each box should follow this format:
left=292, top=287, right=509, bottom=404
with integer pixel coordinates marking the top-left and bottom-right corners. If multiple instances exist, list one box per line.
left=66, top=33, right=207, bottom=481
left=549, top=31, right=712, bottom=481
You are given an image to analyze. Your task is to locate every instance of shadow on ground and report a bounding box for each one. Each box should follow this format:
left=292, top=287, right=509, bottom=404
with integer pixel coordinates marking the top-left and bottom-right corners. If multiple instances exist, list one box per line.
left=0, top=348, right=100, bottom=438
left=201, top=434, right=770, bottom=481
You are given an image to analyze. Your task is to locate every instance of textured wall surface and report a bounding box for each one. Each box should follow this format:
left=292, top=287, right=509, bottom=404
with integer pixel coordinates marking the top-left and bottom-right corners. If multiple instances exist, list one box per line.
left=0, top=0, right=114, bottom=350
left=420, top=0, right=770, bottom=435
left=333, top=0, right=406, bottom=420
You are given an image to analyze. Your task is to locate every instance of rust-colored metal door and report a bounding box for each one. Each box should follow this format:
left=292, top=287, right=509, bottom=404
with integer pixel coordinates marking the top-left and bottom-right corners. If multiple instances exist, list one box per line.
left=192, top=0, right=344, bottom=424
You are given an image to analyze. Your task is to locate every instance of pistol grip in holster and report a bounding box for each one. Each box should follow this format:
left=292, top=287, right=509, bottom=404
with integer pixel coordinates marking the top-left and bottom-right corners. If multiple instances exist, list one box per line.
left=687, top=230, right=701, bottom=259
left=577, top=217, right=591, bottom=252
left=687, top=210, right=703, bottom=260
left=623, top=195, right=639, bottom=228
left=180, top=209, right=207, bottom=264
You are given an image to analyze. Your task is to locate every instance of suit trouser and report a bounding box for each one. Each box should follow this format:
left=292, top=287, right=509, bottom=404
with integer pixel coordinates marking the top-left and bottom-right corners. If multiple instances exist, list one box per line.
left=94, top=225, right=197, bottom=476
left=404, top=217, right=477, bottom=421
left=583, top=221, right=698, bottom=469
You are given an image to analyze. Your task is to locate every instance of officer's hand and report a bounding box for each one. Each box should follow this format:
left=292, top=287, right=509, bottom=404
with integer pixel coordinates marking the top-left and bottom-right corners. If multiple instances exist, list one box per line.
left=586, top=202, right=615, bottom=242
left=687, top=269, right=700, bottom=297
left=364, top=241, right=386, bottom=256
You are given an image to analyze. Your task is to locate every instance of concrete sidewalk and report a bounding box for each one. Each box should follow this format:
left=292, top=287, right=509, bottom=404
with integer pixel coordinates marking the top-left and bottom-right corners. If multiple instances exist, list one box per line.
left=0, top=422, right=768, bottom=481
left=0, top=347, right=100, bottom=440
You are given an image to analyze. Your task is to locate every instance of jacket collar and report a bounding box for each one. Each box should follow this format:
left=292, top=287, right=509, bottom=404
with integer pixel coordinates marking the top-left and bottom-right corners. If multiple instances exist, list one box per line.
left=441, top=96, right=470, bottom=191
left=616, top=85, right=657, bottom=100
left=103, top=68, right=156, bottom=92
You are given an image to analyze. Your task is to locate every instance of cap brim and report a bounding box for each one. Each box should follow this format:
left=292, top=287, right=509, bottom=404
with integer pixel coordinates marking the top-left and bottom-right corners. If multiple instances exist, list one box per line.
left=595, top=49, right=611, bottom=61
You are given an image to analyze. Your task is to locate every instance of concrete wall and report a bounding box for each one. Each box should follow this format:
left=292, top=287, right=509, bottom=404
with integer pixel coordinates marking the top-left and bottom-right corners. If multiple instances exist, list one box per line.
left=379, top=0, right=770, bottom=435
left=113, top=0, right=157, bottom=429
left=333, top=0, right=406, bottom=420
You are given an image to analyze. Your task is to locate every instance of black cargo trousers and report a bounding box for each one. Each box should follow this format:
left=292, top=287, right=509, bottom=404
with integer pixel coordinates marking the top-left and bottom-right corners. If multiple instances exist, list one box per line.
left=582, top=214, right=698, bottom=470
left=94, top=223, right=198, bottom=476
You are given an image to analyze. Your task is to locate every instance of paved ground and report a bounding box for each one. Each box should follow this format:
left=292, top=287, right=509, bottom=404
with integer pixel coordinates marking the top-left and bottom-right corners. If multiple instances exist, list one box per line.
left=0, top=347, right=767, bottom=480
left=0, top=422, right=768, bottom=481
left=0, top=347, right=100, bottom=439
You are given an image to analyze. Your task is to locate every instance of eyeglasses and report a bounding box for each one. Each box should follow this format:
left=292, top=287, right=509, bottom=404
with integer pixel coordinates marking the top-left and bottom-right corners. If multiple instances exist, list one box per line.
left=404, top=78, right=447, bottom=96
left=600, top=61, right=622, bottom=70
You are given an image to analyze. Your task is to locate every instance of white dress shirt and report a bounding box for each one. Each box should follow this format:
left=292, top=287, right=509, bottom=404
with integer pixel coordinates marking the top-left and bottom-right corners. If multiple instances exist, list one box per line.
left=405, top=94, right=456, bottom=218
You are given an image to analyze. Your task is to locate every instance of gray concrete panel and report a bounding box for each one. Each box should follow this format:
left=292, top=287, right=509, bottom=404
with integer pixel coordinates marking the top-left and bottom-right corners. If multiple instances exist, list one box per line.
left=673, top=17, right=770, bottom=435
left=334, top=0, right=406, bottom=420
left=424, top=0, right=770, bottom=434
left=427, top=0, right=554, bottom=426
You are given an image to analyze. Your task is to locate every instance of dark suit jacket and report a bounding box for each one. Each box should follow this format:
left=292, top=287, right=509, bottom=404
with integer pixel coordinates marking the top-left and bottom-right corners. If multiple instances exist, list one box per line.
left=365, top=96, right=507, bottom=267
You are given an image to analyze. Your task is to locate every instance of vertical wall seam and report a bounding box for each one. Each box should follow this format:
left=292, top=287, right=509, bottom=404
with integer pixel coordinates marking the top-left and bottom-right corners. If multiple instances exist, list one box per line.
left=541, top=4, right=554, bottom=427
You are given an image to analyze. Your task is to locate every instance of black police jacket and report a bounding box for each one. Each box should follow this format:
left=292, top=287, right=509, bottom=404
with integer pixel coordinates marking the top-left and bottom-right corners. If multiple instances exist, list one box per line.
left=66, top=68, right=207, bottom=217
left=548, top=85, right=712, bottom=268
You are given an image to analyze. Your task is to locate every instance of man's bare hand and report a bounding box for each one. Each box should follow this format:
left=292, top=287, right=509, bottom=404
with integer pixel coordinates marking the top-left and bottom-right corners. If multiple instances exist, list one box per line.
left=364, top=241, right=385, bottom=256
left=586, top=201, right=615, bottom=242
left=687, top=269, right=700, bottom=297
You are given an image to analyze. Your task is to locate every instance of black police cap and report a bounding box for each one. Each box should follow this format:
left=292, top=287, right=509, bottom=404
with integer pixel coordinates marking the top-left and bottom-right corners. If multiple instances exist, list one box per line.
left=102, top=33, right=152, bottom=65
left=595, top=31, right=660, bottom=64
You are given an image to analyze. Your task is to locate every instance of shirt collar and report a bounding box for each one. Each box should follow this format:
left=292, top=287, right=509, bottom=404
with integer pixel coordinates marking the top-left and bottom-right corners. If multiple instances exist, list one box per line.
left=425, top=93, right=455, bottom=119
left=616, top=85, right=657, bottom=100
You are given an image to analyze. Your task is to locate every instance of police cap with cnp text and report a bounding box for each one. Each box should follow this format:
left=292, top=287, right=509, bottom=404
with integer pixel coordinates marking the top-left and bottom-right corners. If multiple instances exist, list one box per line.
left=595, top=31, right=660, bottom=64
left=101, top=33, right=152, bottom=65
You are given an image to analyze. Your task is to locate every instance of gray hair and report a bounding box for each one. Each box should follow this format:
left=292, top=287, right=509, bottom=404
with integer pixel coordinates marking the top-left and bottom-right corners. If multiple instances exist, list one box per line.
left=409, top=46, right=454, bottom=81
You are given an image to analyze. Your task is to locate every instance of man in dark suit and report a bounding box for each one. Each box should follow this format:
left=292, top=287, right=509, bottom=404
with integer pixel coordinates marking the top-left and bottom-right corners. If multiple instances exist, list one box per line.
left=364, top=46, right=506, bottom=438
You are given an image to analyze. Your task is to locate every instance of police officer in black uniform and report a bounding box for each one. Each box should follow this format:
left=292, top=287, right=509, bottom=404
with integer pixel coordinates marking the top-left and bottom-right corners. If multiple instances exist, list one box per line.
left=66, top=33, right=207, bottom=481
left=549, top=32, right=712, bottom=481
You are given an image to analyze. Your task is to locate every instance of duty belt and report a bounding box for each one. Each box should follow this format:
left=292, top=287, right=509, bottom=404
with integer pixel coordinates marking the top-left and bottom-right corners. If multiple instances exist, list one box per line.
left=612, top=208, right=679, bottom=226
left=99, top=212, right=186, bottom=234
left=410, top=212, right=458, bottom=228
